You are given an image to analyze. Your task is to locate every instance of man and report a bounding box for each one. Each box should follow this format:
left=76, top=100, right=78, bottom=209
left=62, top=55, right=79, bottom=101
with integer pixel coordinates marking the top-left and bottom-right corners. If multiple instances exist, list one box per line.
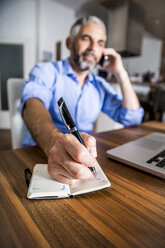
left=21, top=16, right=144, bottom=184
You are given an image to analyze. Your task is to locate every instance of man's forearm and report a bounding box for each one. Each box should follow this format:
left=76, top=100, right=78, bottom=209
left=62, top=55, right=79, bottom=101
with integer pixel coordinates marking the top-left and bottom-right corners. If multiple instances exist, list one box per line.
left=23, top=98, right=63, bottom=156
left=115, top=69, right=140, bottom=110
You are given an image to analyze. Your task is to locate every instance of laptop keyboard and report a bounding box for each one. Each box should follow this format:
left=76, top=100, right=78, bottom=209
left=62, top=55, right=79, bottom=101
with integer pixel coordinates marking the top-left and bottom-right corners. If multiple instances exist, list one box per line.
left=146, top=149, right=165, bottom=168
left=155, top=159, right=165, bottom=168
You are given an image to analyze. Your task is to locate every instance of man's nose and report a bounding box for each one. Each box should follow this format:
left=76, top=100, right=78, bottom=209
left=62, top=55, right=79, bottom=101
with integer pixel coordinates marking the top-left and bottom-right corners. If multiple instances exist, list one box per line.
left=88, top=40, right=97, bottom=51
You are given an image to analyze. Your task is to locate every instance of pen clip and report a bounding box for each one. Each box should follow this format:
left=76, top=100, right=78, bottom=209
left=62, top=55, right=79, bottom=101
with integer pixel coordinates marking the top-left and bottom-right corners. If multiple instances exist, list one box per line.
left=58, top=101, right=71, bottom=131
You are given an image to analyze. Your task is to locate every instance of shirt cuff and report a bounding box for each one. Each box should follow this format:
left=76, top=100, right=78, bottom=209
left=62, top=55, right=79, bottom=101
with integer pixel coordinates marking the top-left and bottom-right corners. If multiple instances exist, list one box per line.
left=120, top=106, right=144, bottom=126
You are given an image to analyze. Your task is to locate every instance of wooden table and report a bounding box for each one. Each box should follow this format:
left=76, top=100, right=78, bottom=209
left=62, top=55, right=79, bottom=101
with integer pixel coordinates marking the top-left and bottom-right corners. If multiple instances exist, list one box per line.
left=141, top=120, right=165, bottom=131
left=0, top=124, right=165, bottom=248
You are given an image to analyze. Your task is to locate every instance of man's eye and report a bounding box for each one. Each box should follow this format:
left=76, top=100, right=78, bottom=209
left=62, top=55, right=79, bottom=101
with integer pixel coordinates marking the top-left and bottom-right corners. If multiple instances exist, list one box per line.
left=98, top=42, right=105, bottom=47
left=82, top=36, right=90, bottom=41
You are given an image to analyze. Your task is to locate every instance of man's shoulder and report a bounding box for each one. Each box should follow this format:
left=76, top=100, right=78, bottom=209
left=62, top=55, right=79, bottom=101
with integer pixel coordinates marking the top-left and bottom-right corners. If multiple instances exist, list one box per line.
left=29, top=60, right=66, bottom=87
left=35, top=60, right=64, bottom=74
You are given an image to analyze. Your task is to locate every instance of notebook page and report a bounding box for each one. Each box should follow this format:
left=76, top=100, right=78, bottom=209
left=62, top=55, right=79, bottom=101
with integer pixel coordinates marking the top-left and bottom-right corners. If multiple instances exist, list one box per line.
left=70, top=161, right=111, bottom=196
left=27, top=164, right=70, bottom=199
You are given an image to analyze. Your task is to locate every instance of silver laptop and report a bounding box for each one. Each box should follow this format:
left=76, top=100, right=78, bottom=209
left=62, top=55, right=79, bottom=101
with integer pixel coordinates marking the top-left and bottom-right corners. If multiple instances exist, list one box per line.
left=106, top=132, right=165, bottom=179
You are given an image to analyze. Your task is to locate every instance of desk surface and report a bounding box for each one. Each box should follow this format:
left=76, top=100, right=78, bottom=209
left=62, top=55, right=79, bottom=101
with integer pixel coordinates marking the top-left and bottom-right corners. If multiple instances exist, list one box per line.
left=0, top=123, right=165, bottom=248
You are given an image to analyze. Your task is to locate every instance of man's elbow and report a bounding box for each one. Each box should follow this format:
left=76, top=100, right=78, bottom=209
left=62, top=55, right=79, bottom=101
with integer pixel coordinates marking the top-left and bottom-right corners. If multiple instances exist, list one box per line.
left=120, top=107, right=144, bottom=127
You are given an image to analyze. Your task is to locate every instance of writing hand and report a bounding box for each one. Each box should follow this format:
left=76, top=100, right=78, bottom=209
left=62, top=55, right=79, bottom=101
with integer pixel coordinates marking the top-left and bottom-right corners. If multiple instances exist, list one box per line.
left=48, top=132, right=97, bottom=185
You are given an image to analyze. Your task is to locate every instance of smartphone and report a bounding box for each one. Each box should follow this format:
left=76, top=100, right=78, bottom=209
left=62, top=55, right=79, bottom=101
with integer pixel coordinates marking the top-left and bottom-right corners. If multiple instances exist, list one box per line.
left=98, top=55, right=109, bottom=66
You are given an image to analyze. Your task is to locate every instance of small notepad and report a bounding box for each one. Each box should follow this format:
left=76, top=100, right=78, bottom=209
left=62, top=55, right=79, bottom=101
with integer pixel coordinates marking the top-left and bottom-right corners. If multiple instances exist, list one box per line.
left=27, top=163, right=111, bottom=199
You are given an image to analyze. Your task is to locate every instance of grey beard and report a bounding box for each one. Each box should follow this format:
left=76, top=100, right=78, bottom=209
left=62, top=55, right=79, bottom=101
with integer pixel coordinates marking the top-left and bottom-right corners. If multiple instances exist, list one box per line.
left=71, top=45, right=97, bottom=71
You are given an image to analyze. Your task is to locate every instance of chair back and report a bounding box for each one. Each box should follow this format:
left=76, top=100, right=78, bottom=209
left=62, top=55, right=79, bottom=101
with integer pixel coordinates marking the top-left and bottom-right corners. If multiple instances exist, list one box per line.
left=7, top=78, right=26, bottom=149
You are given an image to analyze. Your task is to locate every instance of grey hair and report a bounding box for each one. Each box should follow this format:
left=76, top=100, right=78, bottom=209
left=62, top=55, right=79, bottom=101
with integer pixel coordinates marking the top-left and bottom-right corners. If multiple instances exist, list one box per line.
left=70, top=16, right=106, bottom=41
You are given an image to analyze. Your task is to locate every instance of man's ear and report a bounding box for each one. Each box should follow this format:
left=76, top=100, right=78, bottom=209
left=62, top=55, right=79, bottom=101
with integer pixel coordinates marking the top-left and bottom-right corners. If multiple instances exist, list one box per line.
left=66, top=37, right=72, bottom=50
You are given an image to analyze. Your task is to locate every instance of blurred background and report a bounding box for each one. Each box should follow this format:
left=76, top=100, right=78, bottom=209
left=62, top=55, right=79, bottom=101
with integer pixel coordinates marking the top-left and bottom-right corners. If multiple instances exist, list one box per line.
left=0, top=0, right=165, bottom=149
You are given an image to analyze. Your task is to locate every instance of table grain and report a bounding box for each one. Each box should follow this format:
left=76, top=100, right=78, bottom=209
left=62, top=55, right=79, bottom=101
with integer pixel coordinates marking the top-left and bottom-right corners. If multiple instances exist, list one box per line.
left=0, top=125, right=165, bottom=248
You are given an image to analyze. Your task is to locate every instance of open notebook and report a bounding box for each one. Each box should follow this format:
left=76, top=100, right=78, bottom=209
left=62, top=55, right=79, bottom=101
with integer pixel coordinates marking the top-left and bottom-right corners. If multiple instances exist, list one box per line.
left=27, top=163, right=111, bottom=199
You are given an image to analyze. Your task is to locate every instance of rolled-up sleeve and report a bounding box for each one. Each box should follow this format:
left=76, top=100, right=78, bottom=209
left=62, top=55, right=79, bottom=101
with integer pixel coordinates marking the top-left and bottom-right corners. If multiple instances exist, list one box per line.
left=99, top=79, right=144, bottom=126
left=117, top=106, right=144, bottom=126
left=20, top=62, right=56, bottom=115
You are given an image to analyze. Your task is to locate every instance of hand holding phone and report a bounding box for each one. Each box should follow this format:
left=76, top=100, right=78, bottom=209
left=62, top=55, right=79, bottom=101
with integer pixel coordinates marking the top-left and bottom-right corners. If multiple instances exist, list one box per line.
left=98, top=55, right=109, bottom=67
left=99, top=48, right=124, bottom=75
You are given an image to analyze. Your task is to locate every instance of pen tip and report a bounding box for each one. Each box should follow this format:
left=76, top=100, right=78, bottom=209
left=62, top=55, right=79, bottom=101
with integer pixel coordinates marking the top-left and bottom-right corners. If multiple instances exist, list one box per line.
left=89, top=167, right=97, bottom=178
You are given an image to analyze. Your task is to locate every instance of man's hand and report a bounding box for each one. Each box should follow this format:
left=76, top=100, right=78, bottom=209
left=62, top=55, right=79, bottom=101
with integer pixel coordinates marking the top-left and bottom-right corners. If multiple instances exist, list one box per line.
left=23, top=98, right=98, bottom=185
left=103, top=48, right=125, bottom=76
left=102, top=48, right=140, bottom=110
left=48, top=132, right=97, bottom=185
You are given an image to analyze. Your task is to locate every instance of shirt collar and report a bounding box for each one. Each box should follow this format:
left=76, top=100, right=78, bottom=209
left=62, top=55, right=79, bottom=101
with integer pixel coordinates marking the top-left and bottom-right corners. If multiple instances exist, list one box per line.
left=63, top=58, right=76, bottom=77
left=63, top=58, right=95, bottom=85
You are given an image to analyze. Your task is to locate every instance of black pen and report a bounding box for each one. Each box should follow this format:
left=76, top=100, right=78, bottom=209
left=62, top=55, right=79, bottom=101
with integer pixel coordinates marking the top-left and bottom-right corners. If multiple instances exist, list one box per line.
left=57, top=97, right=97, bottom=178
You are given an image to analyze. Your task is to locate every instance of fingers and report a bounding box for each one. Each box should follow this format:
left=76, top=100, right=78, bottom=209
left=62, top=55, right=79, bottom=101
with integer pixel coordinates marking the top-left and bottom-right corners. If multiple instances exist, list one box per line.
left=103, top=48, right=124, bottom=74
left=80, top=132, right=97, bottom=158
left=48, top=133, right=97, bottom=184
left=48, top=160, right=73, bottom=185
left=103, top=48, right=120, bottom=57
left=63, top=134, right=97, bottom=167
left=48, top=159, right=87, bottom=184
left=49, top=150, right=93, bottom=179
left=103, top=48, right=122, bottom=65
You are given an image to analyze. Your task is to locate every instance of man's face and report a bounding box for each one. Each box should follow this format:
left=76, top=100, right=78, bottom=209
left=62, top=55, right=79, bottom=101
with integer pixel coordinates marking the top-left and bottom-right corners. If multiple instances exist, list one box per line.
left=71, top=23, right=106, bottom=71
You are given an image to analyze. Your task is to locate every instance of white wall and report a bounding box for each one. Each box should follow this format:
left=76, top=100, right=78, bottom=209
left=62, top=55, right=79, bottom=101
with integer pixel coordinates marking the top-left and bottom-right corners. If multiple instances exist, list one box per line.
left=39, top=0, right=75, bottom=61
left=0, top=0, right=37, bottom=128
left=0, top=0, right=75, bottom=129
left=0, top=0, right=37, bottom=78
left=122, top=31, right=163, bottom=81
left=0, top=0, right=76, bottom=77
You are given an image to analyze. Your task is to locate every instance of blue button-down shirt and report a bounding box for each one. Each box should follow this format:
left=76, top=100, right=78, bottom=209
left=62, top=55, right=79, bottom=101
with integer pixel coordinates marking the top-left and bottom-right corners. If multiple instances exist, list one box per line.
left=21, top=58, right=144, bottom=146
